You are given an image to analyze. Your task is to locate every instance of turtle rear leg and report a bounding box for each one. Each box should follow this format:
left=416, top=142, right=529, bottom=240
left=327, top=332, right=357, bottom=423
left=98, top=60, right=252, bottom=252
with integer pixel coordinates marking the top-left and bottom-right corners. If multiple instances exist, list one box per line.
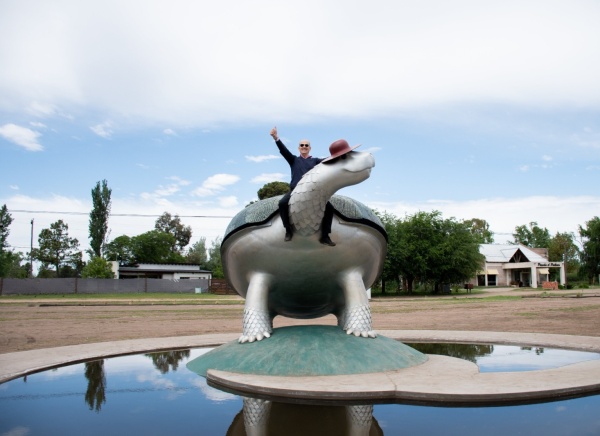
left=337, top=270, right=377, bottom=338
left=239, top=273, right=273, bottom=343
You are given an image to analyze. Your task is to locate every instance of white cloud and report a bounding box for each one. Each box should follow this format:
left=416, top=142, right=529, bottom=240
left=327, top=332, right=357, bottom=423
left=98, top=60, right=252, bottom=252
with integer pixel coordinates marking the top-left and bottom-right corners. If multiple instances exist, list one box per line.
left=27, top=101, right=58, bottom=117
left=166, top=176, right=191, bottom=186
left=218, top=196, right=238, bottom=208
left=0, top=123, right=43, bottom=151
left=29, top=121, right=46, bottom=128
left=1, top=2, right=599, bottom=126
left=163, top=128, right=176, bottom=135
left=519, top=165, right=529, bottom=172
left=10, top=185, right=19, bottom=190
left=1, top=426, right=31, bottom=436
left=90, top=121, right=114, bottom=138
left=571, top=127, right=600, bottom=149
left=245, top=154, right=280, bottom=163
left=191, top=173, right=240, bottom=197
left=370, top=195, right=600, bottom=243
left=250, top=173, right=286, bottom=184
left=542, top=155, right=553, bottom=161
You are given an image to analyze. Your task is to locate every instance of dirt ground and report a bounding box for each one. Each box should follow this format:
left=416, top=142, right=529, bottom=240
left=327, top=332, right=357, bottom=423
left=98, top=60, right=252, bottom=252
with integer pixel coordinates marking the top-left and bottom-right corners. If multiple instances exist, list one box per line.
left=1, top=288, right=600, bottom=354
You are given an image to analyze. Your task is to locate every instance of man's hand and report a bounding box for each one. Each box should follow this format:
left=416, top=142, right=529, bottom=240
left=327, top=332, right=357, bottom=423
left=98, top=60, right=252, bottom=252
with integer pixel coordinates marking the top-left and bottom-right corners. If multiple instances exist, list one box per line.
left=270, top=126, right=278, bottom=140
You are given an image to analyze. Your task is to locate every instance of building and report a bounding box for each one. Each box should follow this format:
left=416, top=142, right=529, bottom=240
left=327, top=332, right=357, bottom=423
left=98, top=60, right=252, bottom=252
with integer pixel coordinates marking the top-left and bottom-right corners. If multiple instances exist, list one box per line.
left=114, top=262, right=212, bottom=281
left=470, top=244, right=565, bottom=288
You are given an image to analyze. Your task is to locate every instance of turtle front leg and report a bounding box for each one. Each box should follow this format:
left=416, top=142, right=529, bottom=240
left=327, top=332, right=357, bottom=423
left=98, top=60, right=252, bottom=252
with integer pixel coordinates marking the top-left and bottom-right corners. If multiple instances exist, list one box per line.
left=337, top=270, right=377, bottom=338
left=239, top=272, right=273, bottom=343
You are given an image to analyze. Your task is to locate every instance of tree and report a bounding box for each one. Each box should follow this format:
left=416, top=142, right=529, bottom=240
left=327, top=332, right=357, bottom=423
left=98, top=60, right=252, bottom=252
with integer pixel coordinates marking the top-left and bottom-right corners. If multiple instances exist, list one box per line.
left=548, top=232, right=580, bottom=277
left=154, top=212, right=192, bottom=253
left=510, top=221, right=551, bottom=248
left=257, top=181, right=290, bottom=200
left=82, top=257, right=115, bottom=278
left=0, top=205, right=15, bottom=277
left=381, top=211, right=484, bottom=293
left=429, top=218, right=485, bottom=290
left=105, top=231, right=186, bottom=264
left=463, top=218, right=494, bottom=244
left=186, top=237, right=208, bottom=267
left=1, top=251, right=29, bottom=278
left=579, top=216, right=600, bottom=285
left=89, top=180, right=112, bottom=258
left=130, top=230, right=185, bottom=264
left=31, top=220, right=80, bottom=277
left=205, top=237, right=223, bottom=278
left=104, top=235, right=135, bottom=264
left=376, top=211, right=402, bottom=293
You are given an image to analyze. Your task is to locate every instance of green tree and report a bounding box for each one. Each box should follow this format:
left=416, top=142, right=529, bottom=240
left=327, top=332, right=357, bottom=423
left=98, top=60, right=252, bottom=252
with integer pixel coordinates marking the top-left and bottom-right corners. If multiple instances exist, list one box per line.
left=511, top=221, right=551, bottom=248
left=257, top=181, right=290, bottom=200
left=82, top=256, right=115, bottom=278
left=104, top=235, right=135, bottom=264
left=382, top=211, right=484, bottom=293
left=186, top=237, right=208, bottom=267
left=579, top=216, right=600, bottom=285
left=0, top=204, right=12, bottom=249
left=89, top=180, right=112, bottom=258
left=206, top=237, right=223, bottom=278
left=548, top=232, right=580, bottom=276
left=0, top=205, right=14, bottom=277
left=154, top=212, right=192, bottom=253
left=429, top=218, right=485, bottom=290
left=31, top=220, right=80, bottom=277
left=463, top=218, right=494, bottom=244
left=395, top=211, right=442, bottom=292
left=1, top=251, right=29, bottom=278
left=376, top=211, right=402, bottom=293
left=131, top=230, right=185, bottom=263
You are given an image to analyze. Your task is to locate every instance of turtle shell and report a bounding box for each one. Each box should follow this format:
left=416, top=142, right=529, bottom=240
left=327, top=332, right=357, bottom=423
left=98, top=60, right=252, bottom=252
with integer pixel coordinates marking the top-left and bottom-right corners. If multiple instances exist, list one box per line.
left=223, top=194, right=387, bottom=244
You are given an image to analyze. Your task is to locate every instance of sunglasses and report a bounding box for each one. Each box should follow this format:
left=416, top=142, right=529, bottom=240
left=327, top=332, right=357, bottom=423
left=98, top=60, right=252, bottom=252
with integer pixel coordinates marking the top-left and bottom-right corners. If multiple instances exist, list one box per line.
left=299, top=144, right=310, bottom=148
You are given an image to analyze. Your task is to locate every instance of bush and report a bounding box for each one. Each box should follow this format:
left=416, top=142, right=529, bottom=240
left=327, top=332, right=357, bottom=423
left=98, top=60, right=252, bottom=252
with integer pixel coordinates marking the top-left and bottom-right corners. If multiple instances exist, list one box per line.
left=81, top=257, right=115, bottom=279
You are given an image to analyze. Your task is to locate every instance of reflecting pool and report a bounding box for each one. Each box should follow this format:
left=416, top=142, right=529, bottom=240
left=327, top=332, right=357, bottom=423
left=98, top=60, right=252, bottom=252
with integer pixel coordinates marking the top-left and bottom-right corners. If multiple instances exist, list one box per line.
left=1, top=345, right=599, bottom=435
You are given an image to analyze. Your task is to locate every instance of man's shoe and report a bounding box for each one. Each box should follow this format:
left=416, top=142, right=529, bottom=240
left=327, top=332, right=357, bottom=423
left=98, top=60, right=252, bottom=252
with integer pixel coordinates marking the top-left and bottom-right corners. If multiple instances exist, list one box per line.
left=284, top=232, right=293, bottom=242
left=320, top=236, right=336, bottom=246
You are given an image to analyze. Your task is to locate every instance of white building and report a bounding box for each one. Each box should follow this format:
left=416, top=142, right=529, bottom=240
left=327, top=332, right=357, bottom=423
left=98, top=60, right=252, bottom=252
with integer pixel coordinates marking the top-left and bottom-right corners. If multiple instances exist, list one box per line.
left=115, top=263, right=212, bottom=281
left=471, top=244, right=565, bottom=288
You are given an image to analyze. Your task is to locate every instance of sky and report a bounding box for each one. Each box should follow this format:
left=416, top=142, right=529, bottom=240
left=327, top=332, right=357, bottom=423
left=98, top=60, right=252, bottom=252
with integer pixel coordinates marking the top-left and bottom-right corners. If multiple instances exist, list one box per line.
left=1, top=0, right=599, bottom=261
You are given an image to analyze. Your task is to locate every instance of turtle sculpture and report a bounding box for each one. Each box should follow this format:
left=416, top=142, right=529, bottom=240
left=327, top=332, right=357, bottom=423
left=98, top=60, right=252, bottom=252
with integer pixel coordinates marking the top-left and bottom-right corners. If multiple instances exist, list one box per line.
left=221, top=147, right=387, bottom=343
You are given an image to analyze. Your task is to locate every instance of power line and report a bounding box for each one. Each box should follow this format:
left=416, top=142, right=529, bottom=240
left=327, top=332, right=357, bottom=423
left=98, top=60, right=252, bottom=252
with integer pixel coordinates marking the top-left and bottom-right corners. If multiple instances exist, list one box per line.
left=7, top=209, right=233, bottom=219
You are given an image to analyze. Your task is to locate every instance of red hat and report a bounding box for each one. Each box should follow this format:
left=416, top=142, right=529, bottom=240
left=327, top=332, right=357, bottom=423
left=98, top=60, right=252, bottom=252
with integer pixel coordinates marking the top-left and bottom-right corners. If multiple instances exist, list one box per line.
left=322, top=139, right=361, bottom=162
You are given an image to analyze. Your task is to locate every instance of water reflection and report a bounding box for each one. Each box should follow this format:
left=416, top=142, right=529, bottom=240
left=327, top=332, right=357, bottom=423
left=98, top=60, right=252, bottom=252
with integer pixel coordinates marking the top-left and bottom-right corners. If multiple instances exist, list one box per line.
left=406, top=343, right=494, bottom=363
left=145, top=350, right=190, bottom=374
left=1, top=346, right=600, bottom=436
left=228, top=399, right=382, bottom=436
left=84, top=360, right=106, bottom=412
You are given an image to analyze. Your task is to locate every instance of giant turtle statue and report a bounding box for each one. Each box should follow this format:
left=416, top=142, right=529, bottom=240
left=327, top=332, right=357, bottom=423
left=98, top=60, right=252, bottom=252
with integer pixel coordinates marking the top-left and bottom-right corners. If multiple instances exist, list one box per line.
left=221, top=148, right=387, bottom=343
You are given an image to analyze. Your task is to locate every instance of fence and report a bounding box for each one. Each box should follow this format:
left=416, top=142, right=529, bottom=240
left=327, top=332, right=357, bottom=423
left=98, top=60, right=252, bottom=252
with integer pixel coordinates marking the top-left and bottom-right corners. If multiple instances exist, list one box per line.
left=0, top=277, right=210, bottom=295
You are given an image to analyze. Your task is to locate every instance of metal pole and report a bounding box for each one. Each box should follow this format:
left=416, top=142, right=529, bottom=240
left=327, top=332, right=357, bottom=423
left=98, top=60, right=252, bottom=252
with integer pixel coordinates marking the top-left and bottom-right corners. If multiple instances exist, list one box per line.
left=30, top=219, right=34, bottom=278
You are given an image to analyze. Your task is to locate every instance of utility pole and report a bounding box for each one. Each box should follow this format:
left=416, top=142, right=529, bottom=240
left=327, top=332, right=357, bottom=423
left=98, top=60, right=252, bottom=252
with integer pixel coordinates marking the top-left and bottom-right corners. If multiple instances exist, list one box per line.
left=30, top=219, right=34, bottom=278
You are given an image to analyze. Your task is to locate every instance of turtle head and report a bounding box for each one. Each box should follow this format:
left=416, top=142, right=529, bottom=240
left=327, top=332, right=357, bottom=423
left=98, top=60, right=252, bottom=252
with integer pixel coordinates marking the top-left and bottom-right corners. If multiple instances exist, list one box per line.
left=319, top=151, right=375, bottom=192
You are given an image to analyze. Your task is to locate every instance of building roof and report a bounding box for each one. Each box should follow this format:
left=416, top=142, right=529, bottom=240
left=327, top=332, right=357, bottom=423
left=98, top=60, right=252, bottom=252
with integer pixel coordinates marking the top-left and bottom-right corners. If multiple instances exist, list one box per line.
left=479, top=244, right=548, bottom=263
left=119, top=263, right=212, bottom=273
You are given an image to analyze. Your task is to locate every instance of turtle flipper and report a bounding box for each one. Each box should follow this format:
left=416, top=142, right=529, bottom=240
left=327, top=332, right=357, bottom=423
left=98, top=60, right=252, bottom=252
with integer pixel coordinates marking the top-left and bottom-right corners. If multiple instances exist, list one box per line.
left=239, top=273, right=273, bottom=343
left=337, top=271, right=377, bottom=338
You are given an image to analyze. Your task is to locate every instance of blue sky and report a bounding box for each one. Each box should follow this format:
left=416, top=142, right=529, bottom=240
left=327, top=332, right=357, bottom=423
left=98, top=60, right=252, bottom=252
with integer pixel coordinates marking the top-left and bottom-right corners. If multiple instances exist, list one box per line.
left=1, top=0, right=599, bottom=258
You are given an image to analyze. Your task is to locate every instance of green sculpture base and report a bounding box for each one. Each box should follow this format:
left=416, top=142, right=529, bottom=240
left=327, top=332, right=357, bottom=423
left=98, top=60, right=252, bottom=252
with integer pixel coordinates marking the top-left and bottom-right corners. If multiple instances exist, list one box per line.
left=187, top=325, right=428, bottom=377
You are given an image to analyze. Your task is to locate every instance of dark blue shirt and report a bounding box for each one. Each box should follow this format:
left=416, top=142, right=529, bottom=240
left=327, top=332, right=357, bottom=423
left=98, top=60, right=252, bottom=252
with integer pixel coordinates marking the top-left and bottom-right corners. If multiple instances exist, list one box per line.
left=276, top=139, right=323, bottom=190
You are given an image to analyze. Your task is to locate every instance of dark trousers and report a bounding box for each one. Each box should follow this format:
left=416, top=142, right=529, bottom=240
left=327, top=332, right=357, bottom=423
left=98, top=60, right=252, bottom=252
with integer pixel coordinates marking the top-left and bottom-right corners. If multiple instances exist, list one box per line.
left=279, top=192, right=334, bottom=237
